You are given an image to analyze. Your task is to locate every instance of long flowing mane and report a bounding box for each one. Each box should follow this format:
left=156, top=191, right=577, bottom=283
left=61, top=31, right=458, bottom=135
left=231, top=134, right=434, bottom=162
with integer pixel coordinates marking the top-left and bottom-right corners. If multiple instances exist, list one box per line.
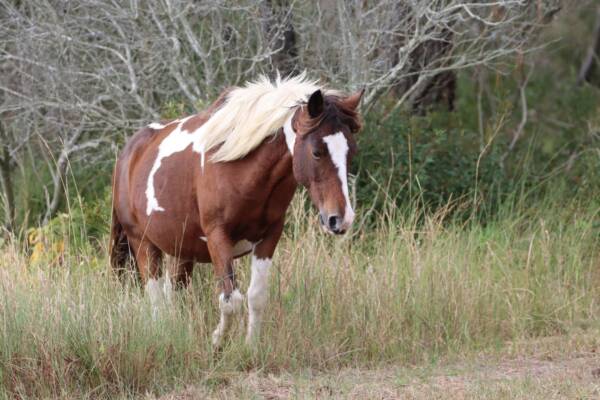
left=199, top=73, right=321, bottom=162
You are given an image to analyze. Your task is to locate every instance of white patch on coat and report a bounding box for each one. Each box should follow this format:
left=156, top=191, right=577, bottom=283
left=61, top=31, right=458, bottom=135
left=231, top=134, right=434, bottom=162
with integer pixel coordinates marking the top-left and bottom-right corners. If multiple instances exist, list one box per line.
left=194, top=142, right=206, bottom=170
left=323, top=132, right=355, bottom=226
left=246, top=256, right=272, bottom=344
left=145, top=115, right=217, bottom=215
left=148, top=122, right=166, bottom=130
left=199, top=236, right=207, bottom=242
left=145, top=116, right=193, bottom=215
left=283, top=113, right=295, bottom=155
left=212, top=289, right=244, bottom=347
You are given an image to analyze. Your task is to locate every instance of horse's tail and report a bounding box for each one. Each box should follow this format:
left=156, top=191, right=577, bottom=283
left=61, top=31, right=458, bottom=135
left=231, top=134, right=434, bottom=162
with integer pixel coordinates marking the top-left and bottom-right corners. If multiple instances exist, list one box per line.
left=109, top=204, right=137, bottom=280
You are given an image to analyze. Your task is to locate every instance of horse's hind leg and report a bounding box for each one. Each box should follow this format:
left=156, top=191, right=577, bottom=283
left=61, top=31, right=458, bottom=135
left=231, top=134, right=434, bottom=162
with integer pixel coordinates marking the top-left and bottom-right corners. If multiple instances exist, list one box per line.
left=129, top=237, right=169, bottom=305
left=171, top=259, right=194, bottom=289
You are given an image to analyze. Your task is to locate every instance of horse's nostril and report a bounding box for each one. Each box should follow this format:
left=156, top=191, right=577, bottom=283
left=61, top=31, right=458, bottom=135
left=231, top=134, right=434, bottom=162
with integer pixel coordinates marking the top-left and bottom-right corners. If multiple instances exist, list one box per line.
left=328, top=215, right=339, bottom=229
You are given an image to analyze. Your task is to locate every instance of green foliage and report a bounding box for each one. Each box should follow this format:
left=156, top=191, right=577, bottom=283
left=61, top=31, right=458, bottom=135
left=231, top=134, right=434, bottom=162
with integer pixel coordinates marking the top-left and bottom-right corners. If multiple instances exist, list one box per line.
left=26, top=188, right=111, bottom=266
left=160, top=98, right=210, bottom=120
left=349, top=33, right=600, bottom=219
left=160, top=99, right=188, bottom=120
left=354, top=110, right=511, bottom=215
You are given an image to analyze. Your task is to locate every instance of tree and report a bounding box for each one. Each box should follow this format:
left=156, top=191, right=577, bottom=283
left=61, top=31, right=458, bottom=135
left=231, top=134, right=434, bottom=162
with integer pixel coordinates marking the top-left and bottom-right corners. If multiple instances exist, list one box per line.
left=0, top=0, right=573, bottom=228
left=577, top=5, right=600, bottom=86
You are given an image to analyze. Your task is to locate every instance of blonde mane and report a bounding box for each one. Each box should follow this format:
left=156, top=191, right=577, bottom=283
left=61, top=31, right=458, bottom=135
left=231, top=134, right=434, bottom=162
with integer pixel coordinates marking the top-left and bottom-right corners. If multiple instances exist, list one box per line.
left=199, top=73, right=322, bottom=162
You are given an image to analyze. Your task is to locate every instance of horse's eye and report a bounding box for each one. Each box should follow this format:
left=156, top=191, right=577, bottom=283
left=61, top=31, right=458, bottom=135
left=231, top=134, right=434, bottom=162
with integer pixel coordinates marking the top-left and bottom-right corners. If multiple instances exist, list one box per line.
left=312, top=149, right=322, bottom=160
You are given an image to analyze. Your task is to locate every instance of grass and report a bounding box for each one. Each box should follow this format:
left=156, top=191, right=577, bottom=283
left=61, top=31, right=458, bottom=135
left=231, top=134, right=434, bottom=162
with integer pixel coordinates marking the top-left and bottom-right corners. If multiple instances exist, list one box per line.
left=180, top=329, right=600, bottom=399
left=0, top=191, right=599, bottom=398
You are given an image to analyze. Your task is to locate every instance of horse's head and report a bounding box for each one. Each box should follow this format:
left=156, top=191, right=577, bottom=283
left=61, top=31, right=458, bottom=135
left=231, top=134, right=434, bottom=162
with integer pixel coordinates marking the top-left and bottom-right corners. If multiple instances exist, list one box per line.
left=290, top=89, right=363, bottom=235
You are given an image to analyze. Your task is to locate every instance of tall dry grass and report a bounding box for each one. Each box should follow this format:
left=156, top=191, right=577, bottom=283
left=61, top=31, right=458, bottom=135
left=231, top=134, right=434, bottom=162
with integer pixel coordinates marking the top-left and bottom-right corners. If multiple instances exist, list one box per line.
left=0, top=192, right=598, bottom=398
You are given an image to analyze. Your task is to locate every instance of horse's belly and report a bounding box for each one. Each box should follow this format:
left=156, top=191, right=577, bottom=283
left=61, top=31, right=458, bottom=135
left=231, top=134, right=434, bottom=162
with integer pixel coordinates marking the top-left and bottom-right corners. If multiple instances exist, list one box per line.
left=137, top=209, right=208, bottom=261
left=149, top=225, right=255, bottom=262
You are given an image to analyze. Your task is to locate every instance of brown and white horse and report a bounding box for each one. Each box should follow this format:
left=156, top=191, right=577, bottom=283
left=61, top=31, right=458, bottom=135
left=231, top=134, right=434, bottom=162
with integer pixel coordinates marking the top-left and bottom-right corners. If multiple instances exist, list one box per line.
left=110, top=75, right=363, bottom=345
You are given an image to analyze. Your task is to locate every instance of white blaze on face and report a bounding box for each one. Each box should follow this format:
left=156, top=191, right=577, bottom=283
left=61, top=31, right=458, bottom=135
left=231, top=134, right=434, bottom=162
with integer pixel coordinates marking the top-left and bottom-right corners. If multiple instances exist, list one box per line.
left=145, top=116, right=212, bottom=215
left=323, top=132, right=355, bottom=227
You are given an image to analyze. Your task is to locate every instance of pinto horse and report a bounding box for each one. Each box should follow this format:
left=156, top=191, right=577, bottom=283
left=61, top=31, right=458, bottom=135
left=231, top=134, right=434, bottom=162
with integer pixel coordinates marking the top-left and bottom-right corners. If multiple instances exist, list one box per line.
left=110, top=75, right=363, bottom=345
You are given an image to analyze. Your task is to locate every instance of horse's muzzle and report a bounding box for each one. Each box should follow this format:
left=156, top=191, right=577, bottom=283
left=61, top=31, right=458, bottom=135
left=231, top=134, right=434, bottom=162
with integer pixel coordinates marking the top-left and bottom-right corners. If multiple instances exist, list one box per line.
left=319, top=212, right=346, bottom=235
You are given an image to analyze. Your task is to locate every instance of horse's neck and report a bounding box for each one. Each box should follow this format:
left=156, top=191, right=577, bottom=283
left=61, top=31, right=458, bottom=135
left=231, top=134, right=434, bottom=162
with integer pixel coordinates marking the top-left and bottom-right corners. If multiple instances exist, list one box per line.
left=249, top=128, right=297, bottom=197
left=257, top=129, right=295, bottom=180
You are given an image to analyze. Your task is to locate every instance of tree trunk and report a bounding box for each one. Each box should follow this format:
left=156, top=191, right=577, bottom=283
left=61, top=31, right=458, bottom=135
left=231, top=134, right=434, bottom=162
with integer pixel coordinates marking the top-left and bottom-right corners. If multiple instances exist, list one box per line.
left=42, top=149, right=69, bottom=225
left=390, top=25, right=457, bottom=114
left=577, top=6, right=600, bottom=86
left=410, top=71, right=457, bottom=114
left=263, top=0, right=299, bottom=76
left=0, top=146, right=16, bottom=232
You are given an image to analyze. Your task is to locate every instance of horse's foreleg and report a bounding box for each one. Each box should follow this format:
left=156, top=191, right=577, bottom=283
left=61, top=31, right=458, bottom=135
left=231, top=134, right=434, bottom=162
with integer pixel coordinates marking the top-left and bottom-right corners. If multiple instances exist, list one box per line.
left=206, top=230, right=243, bottom=347
left=246, top=220, right=284, bottom=345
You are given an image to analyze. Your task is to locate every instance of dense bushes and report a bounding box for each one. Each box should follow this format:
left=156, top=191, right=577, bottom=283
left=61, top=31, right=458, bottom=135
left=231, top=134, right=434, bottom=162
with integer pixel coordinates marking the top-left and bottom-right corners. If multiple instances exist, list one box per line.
left=355, top=110, right=510, bottom=214
left=9, top=49, right=600, bottom=236
left=351, top=55, right=600, bottom=217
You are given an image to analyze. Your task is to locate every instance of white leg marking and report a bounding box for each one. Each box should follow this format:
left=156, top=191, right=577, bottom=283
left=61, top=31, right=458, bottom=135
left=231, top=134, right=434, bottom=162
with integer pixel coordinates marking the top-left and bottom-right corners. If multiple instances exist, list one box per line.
left=145, top=274, right=173, bottom=319
left=145, top=278, right=162, bottom=307
left=323, top=132, right=355, bottom=226
left=212, top=289, right=244, bottom=347
left=246, top=256, right=272, bottom=344
left=145, top=278, right=166, bottom=320
left=283, top=113, right=296, bottom=155
left=162, top=270, right=173, bottom=303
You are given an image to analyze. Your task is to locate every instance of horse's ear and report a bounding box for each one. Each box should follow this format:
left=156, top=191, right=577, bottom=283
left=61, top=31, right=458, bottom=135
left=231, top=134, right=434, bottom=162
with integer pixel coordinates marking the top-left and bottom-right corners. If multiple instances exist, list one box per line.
left=307, top=90, right=324, bottom=118
left=343, top=88, right=365, bottom=110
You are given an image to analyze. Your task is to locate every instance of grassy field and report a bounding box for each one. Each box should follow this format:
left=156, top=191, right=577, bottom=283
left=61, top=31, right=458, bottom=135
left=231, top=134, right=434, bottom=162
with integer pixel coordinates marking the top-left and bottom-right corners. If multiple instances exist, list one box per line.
left=162, top=330, right=600, bottom=400
left=1, top=191, right=599, bottom=398
left=157, top=331, right=600, bottom=399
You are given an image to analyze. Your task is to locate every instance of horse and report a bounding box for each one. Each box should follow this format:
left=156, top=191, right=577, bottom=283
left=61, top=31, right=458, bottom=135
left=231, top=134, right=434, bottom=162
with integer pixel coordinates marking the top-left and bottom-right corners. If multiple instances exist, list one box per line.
left=110, top=74, right=363, bottom=346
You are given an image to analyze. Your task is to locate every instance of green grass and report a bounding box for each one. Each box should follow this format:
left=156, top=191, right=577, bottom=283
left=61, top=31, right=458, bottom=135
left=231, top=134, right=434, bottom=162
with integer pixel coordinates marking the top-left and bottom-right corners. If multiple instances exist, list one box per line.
left=0, top=192, right=599, bottom=398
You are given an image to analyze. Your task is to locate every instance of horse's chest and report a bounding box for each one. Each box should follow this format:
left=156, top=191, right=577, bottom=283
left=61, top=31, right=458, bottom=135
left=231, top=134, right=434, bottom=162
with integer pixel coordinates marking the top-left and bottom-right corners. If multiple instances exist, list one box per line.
left=208, top=175, right=295, bottom=242
left=228, top=204, right=273, bottom=243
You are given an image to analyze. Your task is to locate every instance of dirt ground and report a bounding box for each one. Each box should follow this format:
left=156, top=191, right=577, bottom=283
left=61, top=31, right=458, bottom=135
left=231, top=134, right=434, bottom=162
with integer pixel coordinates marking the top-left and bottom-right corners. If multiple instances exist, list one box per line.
left=156, top=331, right=600, bottom=399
